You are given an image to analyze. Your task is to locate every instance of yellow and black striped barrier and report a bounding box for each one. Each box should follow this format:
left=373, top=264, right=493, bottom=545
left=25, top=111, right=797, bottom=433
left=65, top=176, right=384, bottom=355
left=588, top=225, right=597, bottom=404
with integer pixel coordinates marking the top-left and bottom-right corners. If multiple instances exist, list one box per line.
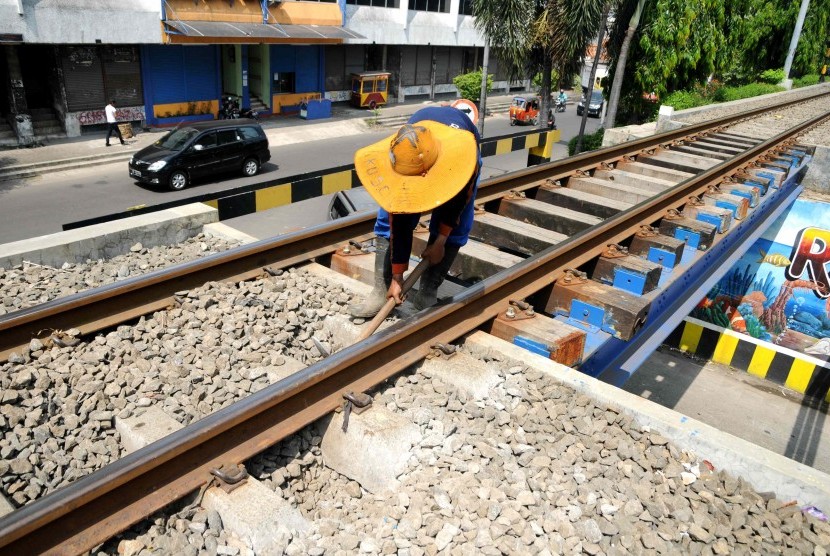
left=64, top=128, right=559, bottom=230
left=665, top=317, right=830, bottom=402
left=201, top=167, right=357, bottom=221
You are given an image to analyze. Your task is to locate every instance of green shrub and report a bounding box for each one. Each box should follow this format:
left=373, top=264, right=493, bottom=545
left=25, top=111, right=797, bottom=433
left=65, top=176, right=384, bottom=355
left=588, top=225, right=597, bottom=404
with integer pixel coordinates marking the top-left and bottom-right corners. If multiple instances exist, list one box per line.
left=452, top=69, right=493, bottom=103
left=758, top=68, right=785, bottom=85
left=713, top=83, right=783, bottom=102
left=662, top=90, right=708, bottom=111
left=793, top=74, right=820, bottom=88
left=532, top=70, right=560, bottom=93
left=568, top=128, right=605, bottom=156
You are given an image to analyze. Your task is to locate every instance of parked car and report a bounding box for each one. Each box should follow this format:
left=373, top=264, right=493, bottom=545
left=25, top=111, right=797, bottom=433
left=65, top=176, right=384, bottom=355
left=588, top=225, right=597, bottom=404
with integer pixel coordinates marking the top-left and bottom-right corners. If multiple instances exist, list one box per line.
left=576, top=90, right=605, bottom=118
left=128, top=119, right=270, bottom=191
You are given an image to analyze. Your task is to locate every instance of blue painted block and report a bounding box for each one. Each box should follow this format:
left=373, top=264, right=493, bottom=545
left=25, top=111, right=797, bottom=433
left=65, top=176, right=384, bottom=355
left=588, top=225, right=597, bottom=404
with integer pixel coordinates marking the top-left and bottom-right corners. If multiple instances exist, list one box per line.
left=674, top=228, right=701, bottom=249
left=514, top=336, right=551, bottom=358
left=613, top=267, right=647, bottom=295
left=555, top=315, right=610, bottom=361
left=647, top=246, right=677, bottom=268
left=570, top=299, right=605, bottom=328
left=728, top=189, right=755, bottom=206
left=756, top=172, right=776, bottom=190
left=696, top=212, right=724, bottom=232
left=715, top=200, right=738, bottom=218
left=743, top=179, right=768, bottom=195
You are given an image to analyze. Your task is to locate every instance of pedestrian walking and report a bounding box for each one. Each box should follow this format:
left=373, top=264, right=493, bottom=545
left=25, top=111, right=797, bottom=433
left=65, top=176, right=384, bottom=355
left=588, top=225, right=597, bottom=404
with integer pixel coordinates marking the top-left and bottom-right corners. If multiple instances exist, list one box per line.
left=105, top=99, right=125, bottom=147
left=349, top=105, right=482, bottom=317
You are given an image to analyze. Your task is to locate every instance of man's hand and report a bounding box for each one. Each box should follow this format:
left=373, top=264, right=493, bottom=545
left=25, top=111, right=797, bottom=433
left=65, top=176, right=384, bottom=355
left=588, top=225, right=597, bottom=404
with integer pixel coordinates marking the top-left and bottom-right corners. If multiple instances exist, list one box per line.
left=387, top=273, right=404, bottom=304
left=421, top=234, right=447, bottom=266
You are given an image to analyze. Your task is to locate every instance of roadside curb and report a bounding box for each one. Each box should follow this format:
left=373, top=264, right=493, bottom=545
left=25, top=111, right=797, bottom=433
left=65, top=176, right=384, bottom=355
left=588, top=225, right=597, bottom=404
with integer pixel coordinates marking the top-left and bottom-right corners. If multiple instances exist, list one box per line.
left=0, top=153, right=136, bottom=182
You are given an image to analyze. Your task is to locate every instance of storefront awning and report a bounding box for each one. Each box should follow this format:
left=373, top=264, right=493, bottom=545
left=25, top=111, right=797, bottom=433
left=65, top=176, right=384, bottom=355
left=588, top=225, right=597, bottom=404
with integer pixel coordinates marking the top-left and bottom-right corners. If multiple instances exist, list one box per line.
left=163, top=20, right=364, bottom=44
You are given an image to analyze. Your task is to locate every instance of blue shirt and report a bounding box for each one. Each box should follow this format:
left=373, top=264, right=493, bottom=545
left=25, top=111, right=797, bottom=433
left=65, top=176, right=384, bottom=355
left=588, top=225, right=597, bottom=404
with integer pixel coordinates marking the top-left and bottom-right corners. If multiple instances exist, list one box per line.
left=373, top=106, right=482, bottom=273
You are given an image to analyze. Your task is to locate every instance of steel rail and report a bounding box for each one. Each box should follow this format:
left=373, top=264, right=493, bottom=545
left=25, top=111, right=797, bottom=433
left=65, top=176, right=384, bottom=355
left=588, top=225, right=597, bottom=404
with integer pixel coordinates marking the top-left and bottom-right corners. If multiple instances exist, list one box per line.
left=0, top=101, right=826, bottom=555
left=0, top=90, right=827, bottom=363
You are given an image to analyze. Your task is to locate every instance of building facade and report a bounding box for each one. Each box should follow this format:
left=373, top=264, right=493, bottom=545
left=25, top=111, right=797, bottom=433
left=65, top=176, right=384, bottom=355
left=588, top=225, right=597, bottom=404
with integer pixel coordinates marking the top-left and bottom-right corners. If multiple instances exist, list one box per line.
left=0, top=0, right=524, bottom=145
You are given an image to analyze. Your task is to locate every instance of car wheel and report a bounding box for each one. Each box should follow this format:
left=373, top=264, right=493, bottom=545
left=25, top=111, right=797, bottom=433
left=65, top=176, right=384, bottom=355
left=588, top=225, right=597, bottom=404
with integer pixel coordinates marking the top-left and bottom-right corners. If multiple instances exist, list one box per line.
left=168, top=171, right=188, bottom=191
left=510, top=118, right=516, bottom=126
left=242, top=157, right=260, bottom=177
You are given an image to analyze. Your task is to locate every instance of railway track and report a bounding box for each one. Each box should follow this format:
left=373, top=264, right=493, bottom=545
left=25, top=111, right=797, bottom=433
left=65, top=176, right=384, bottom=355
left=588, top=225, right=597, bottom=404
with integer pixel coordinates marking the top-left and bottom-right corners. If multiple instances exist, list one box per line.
left=0, top=91, right=829, bottom=554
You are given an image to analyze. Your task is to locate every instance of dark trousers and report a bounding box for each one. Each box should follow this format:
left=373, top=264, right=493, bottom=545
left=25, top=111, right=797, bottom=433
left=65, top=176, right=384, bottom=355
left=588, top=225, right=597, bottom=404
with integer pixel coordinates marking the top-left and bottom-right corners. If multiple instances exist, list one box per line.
left=106, top=123, right=124, bottom=145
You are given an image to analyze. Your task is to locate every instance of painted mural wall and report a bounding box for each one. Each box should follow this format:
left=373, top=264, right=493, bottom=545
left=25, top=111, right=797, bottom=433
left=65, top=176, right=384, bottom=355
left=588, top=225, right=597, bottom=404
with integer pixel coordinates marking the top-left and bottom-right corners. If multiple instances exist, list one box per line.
left=692, top=197, right=830, bottom=359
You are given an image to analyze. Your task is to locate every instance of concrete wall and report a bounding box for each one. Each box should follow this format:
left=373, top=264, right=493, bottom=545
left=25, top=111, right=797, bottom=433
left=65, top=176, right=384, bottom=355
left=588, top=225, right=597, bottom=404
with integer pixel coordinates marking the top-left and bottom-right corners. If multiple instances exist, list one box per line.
left=345, top=4, right=483, bottom=47
left=0, top=204, right=217, bottom=270
left=602, top=84, right=830, bottom=148
left=4, top=0, right=161, bottom=44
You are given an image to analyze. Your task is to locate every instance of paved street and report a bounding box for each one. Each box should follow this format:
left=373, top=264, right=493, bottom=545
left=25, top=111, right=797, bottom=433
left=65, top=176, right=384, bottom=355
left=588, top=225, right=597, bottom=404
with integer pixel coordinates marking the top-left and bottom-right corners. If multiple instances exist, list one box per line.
left=0, top=99, right=599, bottom=243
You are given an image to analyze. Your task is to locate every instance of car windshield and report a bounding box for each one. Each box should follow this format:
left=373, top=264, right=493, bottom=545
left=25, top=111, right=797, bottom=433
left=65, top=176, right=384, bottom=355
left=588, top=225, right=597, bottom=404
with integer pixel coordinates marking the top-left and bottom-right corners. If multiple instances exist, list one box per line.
left=590, top=91, right=603, bottom=102
left=155, top=127, right=199, bottom=151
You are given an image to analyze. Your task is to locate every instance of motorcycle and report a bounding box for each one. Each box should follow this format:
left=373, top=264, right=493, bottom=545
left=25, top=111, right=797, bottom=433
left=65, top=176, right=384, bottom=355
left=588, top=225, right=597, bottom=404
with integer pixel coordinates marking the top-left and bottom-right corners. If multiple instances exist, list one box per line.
left=220, top=96, right=240, bottom=120
left=220, top=96, right=259, bottom=120
left=239, top=106, right=259, bottom=120
left=555, top=97, right=566, bottom=113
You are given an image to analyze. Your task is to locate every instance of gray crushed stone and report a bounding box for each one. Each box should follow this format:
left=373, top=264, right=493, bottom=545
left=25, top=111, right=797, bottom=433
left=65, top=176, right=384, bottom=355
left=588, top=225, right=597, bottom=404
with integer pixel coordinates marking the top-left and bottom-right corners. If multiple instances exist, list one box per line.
left=98, top=345, right=830, bottom=555
left=0, top=234, right=239, bottom=315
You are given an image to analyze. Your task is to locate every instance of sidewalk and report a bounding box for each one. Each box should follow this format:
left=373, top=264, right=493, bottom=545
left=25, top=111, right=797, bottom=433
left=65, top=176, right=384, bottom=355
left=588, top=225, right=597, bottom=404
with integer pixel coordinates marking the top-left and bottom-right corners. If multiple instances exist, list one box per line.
left=0, top=93, right=518, bottom=181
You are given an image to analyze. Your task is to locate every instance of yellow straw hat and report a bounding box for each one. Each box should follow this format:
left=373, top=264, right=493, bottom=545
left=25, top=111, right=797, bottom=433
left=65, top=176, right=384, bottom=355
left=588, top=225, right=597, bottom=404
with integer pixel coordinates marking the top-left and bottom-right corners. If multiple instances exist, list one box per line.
left=354, top=120, right=477, bottom=214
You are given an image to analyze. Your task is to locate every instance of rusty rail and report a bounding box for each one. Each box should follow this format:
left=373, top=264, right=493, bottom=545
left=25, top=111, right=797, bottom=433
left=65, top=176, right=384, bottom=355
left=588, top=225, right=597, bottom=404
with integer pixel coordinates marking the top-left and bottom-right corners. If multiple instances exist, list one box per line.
left=1, top=90, right=828, bottom=362
left=0, top=99, right=828, bottom=554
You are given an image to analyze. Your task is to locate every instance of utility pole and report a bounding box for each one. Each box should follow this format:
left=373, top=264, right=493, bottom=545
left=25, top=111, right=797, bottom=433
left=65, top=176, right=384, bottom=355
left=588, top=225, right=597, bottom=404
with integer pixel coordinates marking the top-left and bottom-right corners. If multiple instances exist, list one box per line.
left=477, top=39, right=489, bottom=136
left=782, top=0, right=811, bottom=89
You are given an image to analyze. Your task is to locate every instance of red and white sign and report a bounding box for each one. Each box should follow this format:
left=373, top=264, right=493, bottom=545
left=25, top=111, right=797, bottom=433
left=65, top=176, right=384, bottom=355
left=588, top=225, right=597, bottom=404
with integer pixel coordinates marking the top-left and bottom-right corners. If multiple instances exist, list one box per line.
left=451, top=99, right=479, bottom=124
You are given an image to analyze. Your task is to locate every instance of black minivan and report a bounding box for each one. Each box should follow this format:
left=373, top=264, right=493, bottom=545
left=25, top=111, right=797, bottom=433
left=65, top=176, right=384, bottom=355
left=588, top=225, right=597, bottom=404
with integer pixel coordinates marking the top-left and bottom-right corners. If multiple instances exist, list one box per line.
left=129, top=119, right=270, bottom=191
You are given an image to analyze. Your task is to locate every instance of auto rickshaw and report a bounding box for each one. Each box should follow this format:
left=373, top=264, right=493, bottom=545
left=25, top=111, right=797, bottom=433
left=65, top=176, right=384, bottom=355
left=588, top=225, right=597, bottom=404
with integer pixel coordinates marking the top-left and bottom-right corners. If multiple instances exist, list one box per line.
left=350, top=71, right=391, bottom=109
left=509, top=95, right=541, bottom=125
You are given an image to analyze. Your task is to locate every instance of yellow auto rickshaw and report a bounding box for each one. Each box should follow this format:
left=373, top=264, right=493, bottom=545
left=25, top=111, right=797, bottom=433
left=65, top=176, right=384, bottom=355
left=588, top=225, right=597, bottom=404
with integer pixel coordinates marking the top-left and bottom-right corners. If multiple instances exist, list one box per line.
left=350, top=72, right=391, bottom=109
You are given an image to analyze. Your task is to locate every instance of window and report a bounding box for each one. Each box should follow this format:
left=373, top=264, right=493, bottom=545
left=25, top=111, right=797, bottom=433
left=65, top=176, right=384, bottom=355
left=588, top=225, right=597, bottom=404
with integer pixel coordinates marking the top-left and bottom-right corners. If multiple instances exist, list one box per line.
left=239, top=126, right=262, bottom=140
left=408, top=0, right=448, bottom=12
left=156, top=127, right=199, bottom=151
left=194, top=132, right=217, bottom=150
left=377, top=79, right=387, bottom=92
left=458, top=0, right=473, bottom=15
left=217, top=129, right=239, bottom=145
left=362, top=79, right=375, bottom=93
left=273, top=72, right=295, bottom=94
left=346, top=0, right=398, bottom=6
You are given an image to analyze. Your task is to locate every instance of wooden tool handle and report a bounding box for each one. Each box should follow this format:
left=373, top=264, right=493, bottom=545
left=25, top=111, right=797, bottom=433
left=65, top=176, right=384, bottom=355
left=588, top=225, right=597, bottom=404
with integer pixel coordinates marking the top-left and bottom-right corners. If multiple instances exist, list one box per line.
left=356, top=258, right=430, bottom=341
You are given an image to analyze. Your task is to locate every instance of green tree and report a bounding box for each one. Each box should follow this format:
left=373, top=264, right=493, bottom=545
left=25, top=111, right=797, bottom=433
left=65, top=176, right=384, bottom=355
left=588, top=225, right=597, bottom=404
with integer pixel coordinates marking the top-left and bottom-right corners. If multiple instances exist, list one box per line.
left=726, top=0, right=830, bottom=79
left=635, top=0, right=727, bottom=98
left=453, top=69, right=493, bottom=102
left=473, top=0, right=605, bottom=130
left=604, top=0, right=726, bottom=123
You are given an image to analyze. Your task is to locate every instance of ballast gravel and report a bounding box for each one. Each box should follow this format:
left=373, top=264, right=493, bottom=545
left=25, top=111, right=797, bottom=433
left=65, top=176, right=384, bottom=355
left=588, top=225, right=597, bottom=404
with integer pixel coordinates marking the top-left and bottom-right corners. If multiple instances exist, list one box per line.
left=724, top=95, right=830, bottom=148
left=1, top=252, right=829, bottom=554
left=99, top=347, right=830, bottom=556
left=0, top=265, right=349, bottom=508
left=0, top=233, right=240, bottom=315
